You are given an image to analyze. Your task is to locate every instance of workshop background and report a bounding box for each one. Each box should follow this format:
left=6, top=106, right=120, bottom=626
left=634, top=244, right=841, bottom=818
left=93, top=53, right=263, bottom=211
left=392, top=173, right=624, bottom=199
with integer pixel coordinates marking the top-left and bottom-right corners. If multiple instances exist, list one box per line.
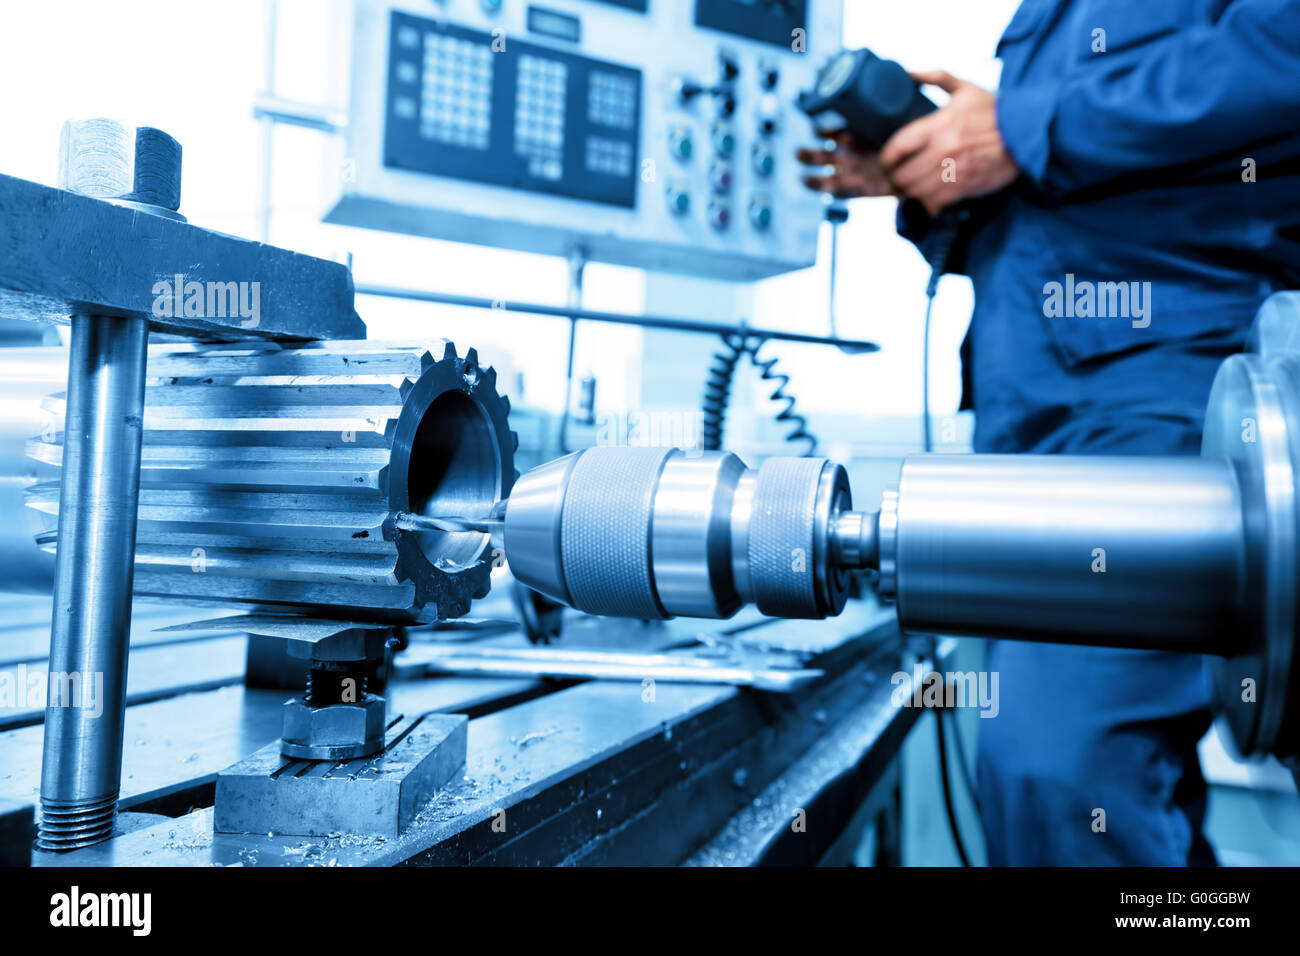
left=1, top=0, right=1298, bottom=866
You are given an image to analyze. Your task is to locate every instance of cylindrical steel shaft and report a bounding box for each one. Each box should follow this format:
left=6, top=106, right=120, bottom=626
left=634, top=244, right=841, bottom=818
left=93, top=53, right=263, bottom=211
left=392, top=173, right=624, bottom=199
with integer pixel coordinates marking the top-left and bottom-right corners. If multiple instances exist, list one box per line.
left=875, top=454, right=1246, bottom=654
left=37, top=314, right=149, bottom=851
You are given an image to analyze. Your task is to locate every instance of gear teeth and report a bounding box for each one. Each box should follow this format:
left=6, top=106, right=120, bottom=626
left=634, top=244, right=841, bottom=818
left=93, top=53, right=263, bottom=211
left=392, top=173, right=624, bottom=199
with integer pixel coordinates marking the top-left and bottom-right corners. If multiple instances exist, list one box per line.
left=511, top=431, right=519, bottom=452
left=484, top=366, right=497, bottom=386
left=466, top=347, right=479, bottom=366
left=30, top=339, right=517, bottom=624
left=501, top=396, right=511, bottom=414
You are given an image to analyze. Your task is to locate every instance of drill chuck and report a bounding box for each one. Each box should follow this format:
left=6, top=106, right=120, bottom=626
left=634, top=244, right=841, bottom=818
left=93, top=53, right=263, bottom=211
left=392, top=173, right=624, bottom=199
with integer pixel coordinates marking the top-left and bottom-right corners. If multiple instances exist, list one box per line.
left=504, top=448, right=853, bottom=620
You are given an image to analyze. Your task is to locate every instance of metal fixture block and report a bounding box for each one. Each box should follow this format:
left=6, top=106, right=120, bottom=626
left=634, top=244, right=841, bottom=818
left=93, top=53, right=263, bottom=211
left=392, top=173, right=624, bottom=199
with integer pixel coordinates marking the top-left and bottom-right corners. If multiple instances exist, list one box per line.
left=0, top=173, right=363, bottom=341
left=214, top=714, right=468, bottom=839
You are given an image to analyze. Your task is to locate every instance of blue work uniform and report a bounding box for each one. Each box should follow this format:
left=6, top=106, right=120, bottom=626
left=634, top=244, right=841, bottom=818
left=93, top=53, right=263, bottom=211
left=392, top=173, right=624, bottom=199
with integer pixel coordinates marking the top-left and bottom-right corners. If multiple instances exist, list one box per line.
left=902, top=0, right=1300, bottom=864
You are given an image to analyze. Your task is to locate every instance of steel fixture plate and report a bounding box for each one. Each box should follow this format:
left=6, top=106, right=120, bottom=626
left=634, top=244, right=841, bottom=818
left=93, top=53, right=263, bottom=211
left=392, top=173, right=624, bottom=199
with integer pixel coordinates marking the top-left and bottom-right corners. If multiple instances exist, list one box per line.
left=214, top=713, right=467, bottom=838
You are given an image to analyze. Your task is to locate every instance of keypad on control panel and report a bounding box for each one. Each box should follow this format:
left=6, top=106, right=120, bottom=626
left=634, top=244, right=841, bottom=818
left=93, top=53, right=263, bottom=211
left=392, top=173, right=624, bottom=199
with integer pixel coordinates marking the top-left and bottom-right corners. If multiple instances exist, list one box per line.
left=420, top=33, right=494, bottom=150
left=514, top=54, right=567, bottom=181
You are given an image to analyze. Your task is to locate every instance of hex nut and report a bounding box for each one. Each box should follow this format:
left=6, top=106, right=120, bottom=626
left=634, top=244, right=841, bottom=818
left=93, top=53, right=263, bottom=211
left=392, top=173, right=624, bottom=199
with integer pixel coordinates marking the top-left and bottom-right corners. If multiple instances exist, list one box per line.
left=58, top=118, right=182, bottom=211
left=281, top=694, right=387, bottom=749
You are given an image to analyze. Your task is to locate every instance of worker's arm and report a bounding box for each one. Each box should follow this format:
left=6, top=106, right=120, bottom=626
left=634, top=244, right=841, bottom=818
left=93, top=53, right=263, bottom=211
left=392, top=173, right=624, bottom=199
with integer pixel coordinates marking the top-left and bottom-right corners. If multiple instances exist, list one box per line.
left=998, top=0, right=1300, bottom=195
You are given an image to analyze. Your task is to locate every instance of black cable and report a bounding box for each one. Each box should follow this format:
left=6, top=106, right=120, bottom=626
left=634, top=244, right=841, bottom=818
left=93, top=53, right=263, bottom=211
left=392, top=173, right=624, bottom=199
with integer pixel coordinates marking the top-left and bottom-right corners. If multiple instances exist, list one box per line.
left=925, top=635, right=976, bottom=867
left=557, top=251, right=586, bottom=456
left=917, top=216, right=979, bottom=864
left=921, top=292, right=935, bottom=452
left=826, top=201, right=848, bottom=342
left=556, top=316, right=578, bottom=455
left=934, top=681, right=974, bottom=867
left=702, top=332, right=749, bottom=452
left=751, top=342, right=818, bottom=455
left=919, top=215, right=960, bottom=452
left=701, top=332, right=819, bottom=456
left=945, top=706, right=983, bottom=816
left=825, top=203, right=874, bottom=357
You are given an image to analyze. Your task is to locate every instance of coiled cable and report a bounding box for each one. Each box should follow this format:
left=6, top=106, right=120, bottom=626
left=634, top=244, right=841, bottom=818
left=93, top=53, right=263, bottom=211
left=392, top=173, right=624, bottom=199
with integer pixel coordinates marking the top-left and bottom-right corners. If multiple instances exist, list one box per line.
left=702, top=332, right=818, bottom=456
left=701, top=332, right=749, bottom=452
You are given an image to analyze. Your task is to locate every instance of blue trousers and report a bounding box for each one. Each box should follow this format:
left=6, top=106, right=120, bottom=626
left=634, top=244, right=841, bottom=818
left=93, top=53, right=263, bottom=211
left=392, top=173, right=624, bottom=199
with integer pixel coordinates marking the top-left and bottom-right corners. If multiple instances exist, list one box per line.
left=977, top=642, right=1215, bottom=865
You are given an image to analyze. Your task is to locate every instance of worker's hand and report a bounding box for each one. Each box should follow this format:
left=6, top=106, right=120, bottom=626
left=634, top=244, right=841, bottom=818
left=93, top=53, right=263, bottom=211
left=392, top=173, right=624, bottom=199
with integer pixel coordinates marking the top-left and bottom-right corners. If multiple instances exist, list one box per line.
left=880, top=71, right=1019, bottom=216
left=796, top=128, right=893, bottom=199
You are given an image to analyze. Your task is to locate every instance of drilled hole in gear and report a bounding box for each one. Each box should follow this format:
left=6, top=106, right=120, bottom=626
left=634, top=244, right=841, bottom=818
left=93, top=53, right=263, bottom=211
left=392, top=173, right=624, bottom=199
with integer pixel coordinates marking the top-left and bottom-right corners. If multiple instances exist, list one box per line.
left=408, top=390, right=500, bottom=569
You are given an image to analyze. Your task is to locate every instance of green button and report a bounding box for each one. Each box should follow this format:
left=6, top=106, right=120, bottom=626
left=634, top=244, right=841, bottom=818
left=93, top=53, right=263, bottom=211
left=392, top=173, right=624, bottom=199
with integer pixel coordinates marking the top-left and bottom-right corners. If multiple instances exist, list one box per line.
left=754, top=151, right=774, bottom=176
left=674, top=137, right=693, bottom=160
left=751, top=205, right=771, bottom=229
left=715, top=132, right=735, bottom=155
left=671, top=191, right=691, bottom=214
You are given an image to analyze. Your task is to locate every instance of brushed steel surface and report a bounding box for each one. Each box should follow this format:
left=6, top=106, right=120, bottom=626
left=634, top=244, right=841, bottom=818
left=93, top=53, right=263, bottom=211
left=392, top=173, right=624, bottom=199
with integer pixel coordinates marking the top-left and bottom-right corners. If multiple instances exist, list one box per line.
left=0, top=173, right=362, bottom=340
left=504, top=449, right=855, bottom=621
left=38, top=313, right=150, bottom=851
left=215, top=713, right=467, bottom=839
left=883, top=454, right=1244, bottom=653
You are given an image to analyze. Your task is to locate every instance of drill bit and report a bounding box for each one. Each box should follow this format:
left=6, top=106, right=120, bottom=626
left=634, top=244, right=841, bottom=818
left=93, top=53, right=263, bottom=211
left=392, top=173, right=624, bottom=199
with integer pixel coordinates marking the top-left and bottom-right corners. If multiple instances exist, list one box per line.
left=393, top=502, right=505, bottom=535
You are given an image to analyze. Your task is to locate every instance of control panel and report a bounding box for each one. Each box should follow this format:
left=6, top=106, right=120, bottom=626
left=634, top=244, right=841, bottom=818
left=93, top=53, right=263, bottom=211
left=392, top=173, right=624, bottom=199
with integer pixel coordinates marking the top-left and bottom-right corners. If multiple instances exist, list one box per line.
left=323, top=0, right=843, bottom=281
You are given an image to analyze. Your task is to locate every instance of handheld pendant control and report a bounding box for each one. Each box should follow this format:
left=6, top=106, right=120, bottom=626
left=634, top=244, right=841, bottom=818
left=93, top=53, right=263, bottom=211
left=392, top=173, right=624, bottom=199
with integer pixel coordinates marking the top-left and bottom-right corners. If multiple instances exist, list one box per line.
left=797, top=48, right=936, bottom=149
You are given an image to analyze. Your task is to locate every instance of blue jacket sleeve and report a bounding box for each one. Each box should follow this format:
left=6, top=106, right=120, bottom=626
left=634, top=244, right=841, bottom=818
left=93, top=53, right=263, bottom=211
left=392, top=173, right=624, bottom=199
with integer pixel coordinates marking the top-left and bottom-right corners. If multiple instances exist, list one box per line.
left=997, top=0, right=1300, bottom=195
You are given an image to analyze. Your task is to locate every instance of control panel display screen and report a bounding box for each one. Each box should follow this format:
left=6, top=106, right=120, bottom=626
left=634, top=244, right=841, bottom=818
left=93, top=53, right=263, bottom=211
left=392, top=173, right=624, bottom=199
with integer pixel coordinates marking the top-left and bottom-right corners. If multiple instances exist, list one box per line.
left=384, top=11, right=642, bottom=207
left=582, top=0, right=649, bottom=11
left=694, top=0, right=808, bottom=48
